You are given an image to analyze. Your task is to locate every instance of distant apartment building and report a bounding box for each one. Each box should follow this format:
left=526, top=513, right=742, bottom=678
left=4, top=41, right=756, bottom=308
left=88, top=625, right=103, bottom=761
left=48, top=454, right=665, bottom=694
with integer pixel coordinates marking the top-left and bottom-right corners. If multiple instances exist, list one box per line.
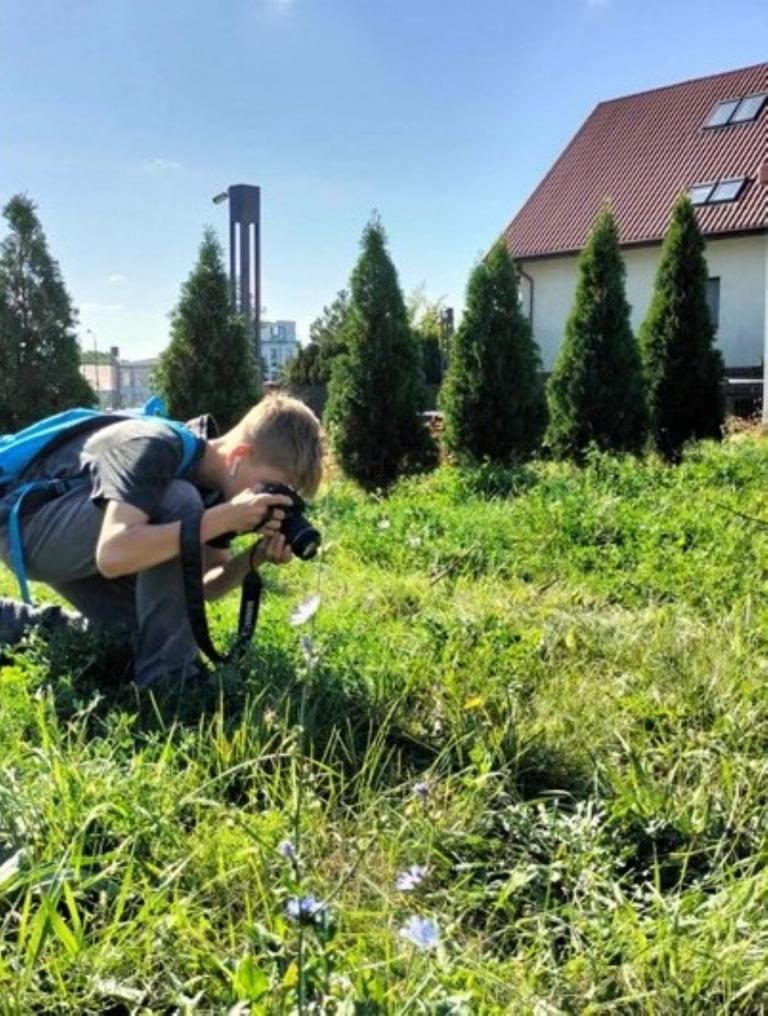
left=260, top=320, right=300, bottom=382
left=119, top=358, right=158, bottom=409
left=80, top=346, right=158, bottom=410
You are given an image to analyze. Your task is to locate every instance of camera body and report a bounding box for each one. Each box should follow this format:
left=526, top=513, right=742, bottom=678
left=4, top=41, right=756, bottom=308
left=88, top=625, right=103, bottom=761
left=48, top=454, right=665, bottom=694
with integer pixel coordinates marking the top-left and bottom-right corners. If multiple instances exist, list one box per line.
left=254, top=481, right=321, bottom=560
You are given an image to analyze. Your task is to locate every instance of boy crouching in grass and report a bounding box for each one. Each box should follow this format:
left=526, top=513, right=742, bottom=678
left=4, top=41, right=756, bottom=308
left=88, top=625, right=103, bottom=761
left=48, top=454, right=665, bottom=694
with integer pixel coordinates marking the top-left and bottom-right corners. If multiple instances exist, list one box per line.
left=0, top=395, right=323, bottom=688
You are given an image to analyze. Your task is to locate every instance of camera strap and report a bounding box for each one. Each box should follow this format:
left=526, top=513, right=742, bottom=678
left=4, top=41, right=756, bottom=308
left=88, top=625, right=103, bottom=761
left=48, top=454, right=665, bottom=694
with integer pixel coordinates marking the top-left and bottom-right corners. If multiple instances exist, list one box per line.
left=179, top=512, right=263, bottom=664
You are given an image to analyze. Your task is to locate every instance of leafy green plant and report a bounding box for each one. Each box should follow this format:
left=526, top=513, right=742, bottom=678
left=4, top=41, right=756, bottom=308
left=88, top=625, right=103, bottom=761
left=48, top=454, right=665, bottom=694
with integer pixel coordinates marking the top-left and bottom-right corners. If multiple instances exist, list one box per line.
left=3, top=436, right=768, bottom=1009
left=0, top=195, right=96, bottom=430
left=546, top=207, right=647, bottom=459
left=326, top=216, right=436, bottom=490
left=441, top=238, right=545, bottom=464
left=154, top=228, right=260, bottom=430
left=639, top=193, right=724, bottom=461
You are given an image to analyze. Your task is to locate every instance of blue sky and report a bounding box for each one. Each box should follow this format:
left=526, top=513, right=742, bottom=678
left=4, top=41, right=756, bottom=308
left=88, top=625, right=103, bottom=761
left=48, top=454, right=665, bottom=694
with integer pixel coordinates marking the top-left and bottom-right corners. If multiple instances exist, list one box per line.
left=1, top=0, right=765, bottom=358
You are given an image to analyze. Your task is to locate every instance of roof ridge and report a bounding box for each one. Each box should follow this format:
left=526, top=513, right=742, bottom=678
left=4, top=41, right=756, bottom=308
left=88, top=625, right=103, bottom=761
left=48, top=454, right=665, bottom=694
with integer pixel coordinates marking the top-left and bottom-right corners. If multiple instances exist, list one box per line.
left=596, top=61, right=768, bottom=107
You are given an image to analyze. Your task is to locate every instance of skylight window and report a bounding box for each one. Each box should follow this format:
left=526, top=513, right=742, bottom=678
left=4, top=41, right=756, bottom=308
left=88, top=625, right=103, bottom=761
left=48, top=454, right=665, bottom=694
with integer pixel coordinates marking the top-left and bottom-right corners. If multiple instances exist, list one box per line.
left=705, top=99, right=739, bottom=128
left=689, top=177, right=747, bottom=206
left=689, top=183, right=715, bottom=205
left=704, top=93, right=767, bottom=128
left=731, top=93, right=767, bottom=123
left=709, top=178, right=746, bottom=203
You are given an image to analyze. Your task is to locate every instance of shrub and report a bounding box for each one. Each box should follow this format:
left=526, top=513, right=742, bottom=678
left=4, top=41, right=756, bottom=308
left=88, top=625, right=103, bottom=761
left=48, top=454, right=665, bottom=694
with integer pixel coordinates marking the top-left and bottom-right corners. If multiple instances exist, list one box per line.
left=155, top=228, right=259, bottom=430
left=326, top=216, right=435, bottom=489
left=441, top=239, right=545, bottom=463
left=639, top=194, right=724, bottom=461
left=0, top=195, right=96, bottom=430
left=546, top=208, right=647, bottom=458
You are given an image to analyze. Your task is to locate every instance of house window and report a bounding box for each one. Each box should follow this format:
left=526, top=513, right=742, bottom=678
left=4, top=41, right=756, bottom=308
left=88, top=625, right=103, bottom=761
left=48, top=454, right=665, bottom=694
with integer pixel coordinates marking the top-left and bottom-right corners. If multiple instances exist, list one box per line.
left=706, top=278, right=720, bottom=330
left=705, top=99, right=739, bottom=128
left=704, top=93, right=767, bottom=128
left=731, top=93, right=767, bottom=123
left=689, top=183, right=715, bottom=205
left=709, top=178, right=746, bottom=203
left=689, top=177, right=746, bottom=205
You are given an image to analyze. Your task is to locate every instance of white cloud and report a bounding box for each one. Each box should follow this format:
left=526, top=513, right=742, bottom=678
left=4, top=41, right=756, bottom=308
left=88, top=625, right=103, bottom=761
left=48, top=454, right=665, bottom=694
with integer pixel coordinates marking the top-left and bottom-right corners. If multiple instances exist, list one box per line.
left=141, top=157, right=182, bottom=173
left=108, top=273, right=126, bottom=285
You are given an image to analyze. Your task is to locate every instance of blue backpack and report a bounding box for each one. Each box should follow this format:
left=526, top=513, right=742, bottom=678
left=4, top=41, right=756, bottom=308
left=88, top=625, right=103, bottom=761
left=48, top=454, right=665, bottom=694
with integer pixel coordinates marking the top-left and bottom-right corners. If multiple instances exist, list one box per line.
left=0, top=399, right=199, bottom=603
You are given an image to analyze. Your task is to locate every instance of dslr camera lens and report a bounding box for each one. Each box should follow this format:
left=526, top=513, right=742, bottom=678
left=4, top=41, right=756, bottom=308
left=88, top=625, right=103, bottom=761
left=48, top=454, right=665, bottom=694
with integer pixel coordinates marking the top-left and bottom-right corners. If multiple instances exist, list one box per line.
left=254, top=482, right=321, bottom=560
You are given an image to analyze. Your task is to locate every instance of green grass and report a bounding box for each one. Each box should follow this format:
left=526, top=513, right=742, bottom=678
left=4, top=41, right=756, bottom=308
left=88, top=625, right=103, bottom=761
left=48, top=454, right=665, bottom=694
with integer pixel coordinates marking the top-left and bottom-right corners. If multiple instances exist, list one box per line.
left=3, top=436, right=768, bottom=1012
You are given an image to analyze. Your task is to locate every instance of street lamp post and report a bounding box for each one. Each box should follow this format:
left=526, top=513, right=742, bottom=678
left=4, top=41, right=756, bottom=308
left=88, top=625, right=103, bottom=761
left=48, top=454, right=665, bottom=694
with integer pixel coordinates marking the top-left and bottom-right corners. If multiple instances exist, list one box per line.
left=212, top=184, right=262, bottom=392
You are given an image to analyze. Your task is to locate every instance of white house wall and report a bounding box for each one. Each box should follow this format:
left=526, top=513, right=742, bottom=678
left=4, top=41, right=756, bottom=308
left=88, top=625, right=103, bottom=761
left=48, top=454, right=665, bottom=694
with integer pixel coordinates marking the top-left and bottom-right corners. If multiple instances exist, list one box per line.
left=519, top=232, right=767, bottom=371
left=703, top=235, right=767, bottom=368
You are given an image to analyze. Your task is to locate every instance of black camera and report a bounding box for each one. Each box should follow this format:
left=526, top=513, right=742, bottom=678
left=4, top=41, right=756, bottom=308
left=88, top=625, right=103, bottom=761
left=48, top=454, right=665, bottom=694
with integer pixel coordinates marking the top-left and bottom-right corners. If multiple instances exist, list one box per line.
left=254, top=482, right=321, bottom=561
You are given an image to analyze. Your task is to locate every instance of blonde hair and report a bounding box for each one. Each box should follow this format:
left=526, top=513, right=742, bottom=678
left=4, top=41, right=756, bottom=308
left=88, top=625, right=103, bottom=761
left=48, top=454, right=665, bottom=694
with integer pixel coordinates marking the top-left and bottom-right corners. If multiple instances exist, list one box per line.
left=239, top=394, right=324, bottom=497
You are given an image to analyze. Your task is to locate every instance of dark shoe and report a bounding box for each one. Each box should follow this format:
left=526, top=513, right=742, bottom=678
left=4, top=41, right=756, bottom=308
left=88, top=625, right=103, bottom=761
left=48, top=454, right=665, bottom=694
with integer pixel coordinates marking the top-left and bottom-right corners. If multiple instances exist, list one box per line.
left=0, top=596, right=86, bottom=648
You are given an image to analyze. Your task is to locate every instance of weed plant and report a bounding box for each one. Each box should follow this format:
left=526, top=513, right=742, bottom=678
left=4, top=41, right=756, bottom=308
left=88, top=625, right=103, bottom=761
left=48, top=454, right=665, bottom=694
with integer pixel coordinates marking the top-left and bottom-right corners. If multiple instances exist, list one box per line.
left=2, top=438, right=768, bottom=1011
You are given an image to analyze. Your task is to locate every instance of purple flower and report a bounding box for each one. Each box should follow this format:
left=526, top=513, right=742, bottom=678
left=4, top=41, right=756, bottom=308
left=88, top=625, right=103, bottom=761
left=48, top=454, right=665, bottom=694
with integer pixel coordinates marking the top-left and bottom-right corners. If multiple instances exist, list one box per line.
left=285, top=894, right=327, bottom=925
left=395, top=864, right=428, bottom=891
left=399, top=915, right=439, bottom=951
left=278, top=839, right=297, bottom=861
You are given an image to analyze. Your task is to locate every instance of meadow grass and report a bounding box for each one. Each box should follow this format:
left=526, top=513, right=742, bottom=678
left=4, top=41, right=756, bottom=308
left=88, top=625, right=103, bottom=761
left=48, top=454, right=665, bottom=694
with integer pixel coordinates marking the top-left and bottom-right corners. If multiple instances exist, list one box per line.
left=2, top=437, right=768, bottom=1012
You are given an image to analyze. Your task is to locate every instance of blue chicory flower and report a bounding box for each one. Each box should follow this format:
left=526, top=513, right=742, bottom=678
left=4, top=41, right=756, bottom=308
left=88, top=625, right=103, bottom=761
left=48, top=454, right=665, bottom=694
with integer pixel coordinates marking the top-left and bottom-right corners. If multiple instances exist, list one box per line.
left=399, top=915, right=439, bottom=951
left=285, top=894, right=327, bottom=924
left=395, top=864, right=428, bottom=891
left=278, top=839, right=297, bottom=860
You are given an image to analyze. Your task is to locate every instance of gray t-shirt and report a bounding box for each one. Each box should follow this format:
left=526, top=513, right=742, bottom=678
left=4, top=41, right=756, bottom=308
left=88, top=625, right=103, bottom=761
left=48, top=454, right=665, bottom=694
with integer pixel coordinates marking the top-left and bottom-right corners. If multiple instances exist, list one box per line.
left=2, top=417, right=207, bottom=521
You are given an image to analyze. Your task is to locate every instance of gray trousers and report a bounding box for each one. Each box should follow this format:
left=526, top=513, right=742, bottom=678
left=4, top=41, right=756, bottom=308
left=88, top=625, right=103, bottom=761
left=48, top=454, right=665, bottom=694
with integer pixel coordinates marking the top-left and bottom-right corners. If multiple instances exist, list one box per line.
left=0, top=481, right=202, bottom=687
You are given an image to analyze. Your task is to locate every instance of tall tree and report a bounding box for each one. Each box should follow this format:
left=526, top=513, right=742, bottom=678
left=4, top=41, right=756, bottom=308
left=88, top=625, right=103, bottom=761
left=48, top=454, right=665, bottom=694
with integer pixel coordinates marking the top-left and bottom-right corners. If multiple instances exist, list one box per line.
left=546, top=207, right=647, bottom=458
left=284, top=289, right=349, bottom=386
left=639, top=194, right=724, bottom=460
left=155, top=228, right=259, bottom=431
left=407, top=286, right=446, bottom=387
left=0, top=195, right=96, bottom=431
left=326, top=216, right=435, bottom=489
left=440, top=240, right=545, bottom=463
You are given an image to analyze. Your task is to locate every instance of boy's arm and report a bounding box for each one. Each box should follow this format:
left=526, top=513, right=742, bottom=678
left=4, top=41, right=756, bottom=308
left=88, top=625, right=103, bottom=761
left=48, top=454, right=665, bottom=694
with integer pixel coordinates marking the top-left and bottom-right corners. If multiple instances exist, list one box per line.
left=95, top=490, right=291, bottom=579
left=203, top=535, right=292, bottom=601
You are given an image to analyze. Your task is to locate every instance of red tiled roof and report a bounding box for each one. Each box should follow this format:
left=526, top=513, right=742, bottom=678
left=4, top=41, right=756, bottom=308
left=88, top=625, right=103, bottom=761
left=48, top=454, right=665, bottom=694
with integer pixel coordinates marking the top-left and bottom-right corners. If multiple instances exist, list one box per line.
left=505, top=63, right=768, bottom=260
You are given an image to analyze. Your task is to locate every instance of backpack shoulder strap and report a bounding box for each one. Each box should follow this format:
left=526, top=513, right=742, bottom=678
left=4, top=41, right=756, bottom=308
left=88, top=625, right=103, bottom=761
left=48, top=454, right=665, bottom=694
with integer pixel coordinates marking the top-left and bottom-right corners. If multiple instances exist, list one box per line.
left=163, top=420, right=200, bottom=477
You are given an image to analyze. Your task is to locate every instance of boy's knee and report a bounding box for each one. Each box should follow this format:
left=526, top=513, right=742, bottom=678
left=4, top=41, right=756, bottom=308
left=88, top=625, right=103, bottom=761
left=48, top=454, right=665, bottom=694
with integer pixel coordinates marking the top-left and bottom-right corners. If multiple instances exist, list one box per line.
left=156, top=480, right=203, bottom=523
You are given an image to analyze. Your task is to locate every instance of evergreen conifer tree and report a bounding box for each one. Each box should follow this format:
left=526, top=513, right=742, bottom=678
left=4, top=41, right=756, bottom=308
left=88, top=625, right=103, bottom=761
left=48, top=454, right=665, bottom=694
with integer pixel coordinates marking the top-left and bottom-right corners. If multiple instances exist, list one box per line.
left=546, top=207, right=647, bottom=458
left=639, top=194, right=724, bottom=460
left=407, top=289, right=446, bottom=388
left=155, top=228, right=259, bottom=431
left=326, top=217, right=435, bottom=489
left=284, top=290, right=349, bottom=386
left=0, top=195, right=96, bottom=431
left=440, top=239, right=545, bottom=463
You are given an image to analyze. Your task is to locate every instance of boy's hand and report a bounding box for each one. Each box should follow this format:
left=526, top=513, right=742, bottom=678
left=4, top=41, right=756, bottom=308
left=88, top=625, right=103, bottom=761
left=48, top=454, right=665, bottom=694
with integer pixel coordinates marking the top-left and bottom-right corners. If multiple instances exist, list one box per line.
left=227, top=490, right=293, bottom=534
left=251, top=534, right=293, bottom=567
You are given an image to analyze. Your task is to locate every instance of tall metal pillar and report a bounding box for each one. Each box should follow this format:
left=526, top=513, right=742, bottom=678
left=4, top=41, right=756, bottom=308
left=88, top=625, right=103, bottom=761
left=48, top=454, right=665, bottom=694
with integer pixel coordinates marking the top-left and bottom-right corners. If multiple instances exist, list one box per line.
left=214, top=183, right=262, bottom=391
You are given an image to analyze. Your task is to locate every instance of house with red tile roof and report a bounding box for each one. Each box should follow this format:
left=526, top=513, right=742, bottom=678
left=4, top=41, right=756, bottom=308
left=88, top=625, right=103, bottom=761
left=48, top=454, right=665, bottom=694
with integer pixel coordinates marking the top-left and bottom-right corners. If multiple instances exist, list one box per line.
left=504, top=63, right=767, bottom=414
